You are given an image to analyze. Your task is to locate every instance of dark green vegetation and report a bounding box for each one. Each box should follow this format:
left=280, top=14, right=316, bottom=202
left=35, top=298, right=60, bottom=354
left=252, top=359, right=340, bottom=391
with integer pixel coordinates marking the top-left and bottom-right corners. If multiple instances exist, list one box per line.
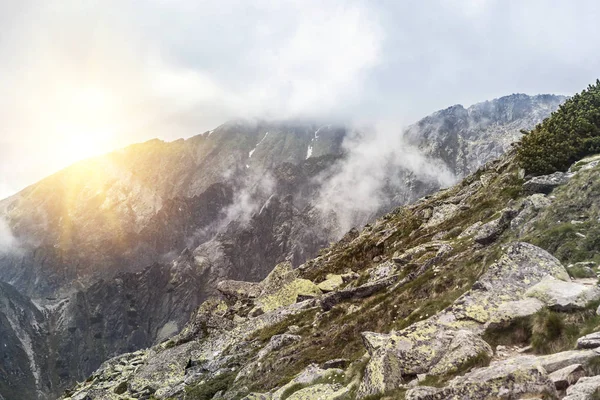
left=518, top=79, right=600, bottom=175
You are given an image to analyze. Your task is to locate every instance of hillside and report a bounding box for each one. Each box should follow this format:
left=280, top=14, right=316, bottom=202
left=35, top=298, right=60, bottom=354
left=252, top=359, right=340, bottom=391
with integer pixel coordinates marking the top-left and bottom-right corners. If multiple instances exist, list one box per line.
left=0, top=94, right=565, bottom=399
left=60, top=83, right=600, bottom=399
left=63, top=147, right=600, bottom=400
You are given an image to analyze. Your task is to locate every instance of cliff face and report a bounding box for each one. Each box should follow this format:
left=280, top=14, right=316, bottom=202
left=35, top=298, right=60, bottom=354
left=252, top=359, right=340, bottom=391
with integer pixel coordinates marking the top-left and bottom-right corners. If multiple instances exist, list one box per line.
left=0, top=94, right=566, bottom=399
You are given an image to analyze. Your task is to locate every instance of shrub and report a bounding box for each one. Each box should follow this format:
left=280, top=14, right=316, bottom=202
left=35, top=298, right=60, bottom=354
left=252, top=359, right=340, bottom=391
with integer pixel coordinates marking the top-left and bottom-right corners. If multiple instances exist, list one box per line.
left=517, top=80, right=600, bottom=175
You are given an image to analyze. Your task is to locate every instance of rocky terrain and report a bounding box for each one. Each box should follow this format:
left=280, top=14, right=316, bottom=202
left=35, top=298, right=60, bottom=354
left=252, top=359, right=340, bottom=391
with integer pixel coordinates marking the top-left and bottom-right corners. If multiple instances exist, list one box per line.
left=0, top=94, right=565, bottom=399
left=63, top=149, right=600, bottom=400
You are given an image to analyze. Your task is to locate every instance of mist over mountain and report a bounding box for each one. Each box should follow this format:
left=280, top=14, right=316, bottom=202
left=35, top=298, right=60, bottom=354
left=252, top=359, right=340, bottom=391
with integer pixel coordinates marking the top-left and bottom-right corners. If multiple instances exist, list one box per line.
left=0, top=93, right=565, bottom=399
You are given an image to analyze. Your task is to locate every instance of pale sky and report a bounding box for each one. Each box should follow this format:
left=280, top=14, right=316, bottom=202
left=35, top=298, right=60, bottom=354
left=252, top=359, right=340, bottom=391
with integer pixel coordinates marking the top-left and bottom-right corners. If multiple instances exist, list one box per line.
left=1, top=0, right=600, bottom=198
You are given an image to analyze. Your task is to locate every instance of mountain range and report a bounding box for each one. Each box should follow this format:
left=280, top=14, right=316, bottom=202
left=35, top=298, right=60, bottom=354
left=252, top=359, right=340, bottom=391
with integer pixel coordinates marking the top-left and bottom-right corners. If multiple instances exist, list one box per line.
left=0, top=93, right=566, bottom=399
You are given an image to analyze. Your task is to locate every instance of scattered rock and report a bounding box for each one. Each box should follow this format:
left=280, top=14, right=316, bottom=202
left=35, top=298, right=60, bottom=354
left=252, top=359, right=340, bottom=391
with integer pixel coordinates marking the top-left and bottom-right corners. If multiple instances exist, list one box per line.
left=523, top=171, right=572, bottom=195
left=271, top=364, right=344, bottom=400
left=367, top=261, right=397, bottom=282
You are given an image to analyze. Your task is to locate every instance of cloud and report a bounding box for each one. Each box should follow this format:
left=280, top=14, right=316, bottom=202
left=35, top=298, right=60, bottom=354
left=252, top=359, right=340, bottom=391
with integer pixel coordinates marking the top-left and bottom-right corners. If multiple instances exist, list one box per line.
left=315, top=121, right=456, bottom=234
left=0, top=218, right=18, bottom=253
left=3, top=0, right=600, bottom=197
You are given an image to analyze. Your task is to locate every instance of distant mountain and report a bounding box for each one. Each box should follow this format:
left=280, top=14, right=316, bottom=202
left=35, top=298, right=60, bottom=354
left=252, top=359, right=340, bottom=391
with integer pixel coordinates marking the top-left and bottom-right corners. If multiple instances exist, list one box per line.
left=0, top=94, right=565, bottom=399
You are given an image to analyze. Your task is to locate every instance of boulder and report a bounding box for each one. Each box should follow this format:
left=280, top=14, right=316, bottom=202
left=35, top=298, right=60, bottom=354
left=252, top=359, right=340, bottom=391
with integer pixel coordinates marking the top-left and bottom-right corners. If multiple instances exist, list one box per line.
left=322, top=359, right=349, bottom=370
left=549, top=364, right=585, bottom=390
left=457, top=221, right=483, bottom=239
left=392, top=241, right=450, bottom=265
left=405, top=358, right=557, bottom=400
left=473, top=208, right=518, bottom=245
left=357, top=322, right=492, bottom=398
left=217, top=280, right=262, bottom=301
left=577, top=332, right=600, bottom=350
left=257, top=334, right=301, bottom=360
left=523, top=171, right=572, bottom=195
left=451, top=242, right=569, bottom=324
left=255, top=278, right=322, bottom=313
left=422, top=204, right=460, bottom=228
left=525, top=276, right=600, bottom=311
left=564, top=375, right=600, bottom=400
left=272, top=365, right=344, bottom=400
left=286, top=384, right=349, bottom=400
left=317, top=274, right=344, bottom=292
left=367, top=261, right=397, bottom=282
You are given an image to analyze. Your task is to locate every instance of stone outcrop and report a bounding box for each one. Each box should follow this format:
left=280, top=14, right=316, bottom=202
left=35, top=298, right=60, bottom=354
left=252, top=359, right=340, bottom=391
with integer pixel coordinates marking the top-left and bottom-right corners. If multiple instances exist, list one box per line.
left=523, top=171, right=572, bottom=194
left=525, top=276, right=600, bottom=311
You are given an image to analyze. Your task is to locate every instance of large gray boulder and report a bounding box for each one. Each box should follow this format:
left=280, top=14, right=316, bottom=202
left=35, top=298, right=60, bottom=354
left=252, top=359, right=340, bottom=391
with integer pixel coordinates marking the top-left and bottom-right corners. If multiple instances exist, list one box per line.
left=357, top=323, right=492, bottom=398
left=523, top=171, right=572, bottom=194
left=549, top=364, right=585, bottom=391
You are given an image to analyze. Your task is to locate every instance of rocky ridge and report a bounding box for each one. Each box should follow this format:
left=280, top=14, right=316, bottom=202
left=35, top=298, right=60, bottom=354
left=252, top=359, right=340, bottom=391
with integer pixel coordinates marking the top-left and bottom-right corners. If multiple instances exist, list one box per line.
left=0, top=94, right=566, bottom=399
left=63, top=150, right=600, bottom=399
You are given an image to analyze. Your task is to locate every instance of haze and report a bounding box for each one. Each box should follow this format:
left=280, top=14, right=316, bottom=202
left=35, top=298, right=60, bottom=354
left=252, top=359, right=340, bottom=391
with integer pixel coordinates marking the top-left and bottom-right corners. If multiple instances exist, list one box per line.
left=1, top=0, right=599, bottom=198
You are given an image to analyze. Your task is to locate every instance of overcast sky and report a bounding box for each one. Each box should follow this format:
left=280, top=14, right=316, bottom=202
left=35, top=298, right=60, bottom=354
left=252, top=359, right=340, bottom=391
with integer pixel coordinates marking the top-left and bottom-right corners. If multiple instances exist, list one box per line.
left=1, top=0, right=599, bottom=198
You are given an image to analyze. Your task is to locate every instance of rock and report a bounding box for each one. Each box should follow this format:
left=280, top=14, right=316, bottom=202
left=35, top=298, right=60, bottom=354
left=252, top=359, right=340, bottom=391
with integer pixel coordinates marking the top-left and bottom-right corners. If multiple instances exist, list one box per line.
left=255, top=279, right=322, bottom=313
left=392, top=241, right=450, bottom=265
left=242, top=394, right=272, bottom=400
left=322, top=359, right=349, bottom=369
left=217, top=280, right=262, bottom=301
left=71, top=393, right=92, bottom=400
left=564, top=375, right=600, bottom=399
left=523, top=171, right=572, bottom=194
left=317, top=274, right=344, bottom=292
left=271, top=365, right=344, bottom=400
left=257, top=334, right=301, bottom=360
left=537, top=349, right=600, bottom=373
left=473, top=208, right=518, bottom=245
left=525, top=276, right=600, bottom=311
left=320, top=274, right=399, bottom=311
left=457, top=221, right=483, bottom=239
left=286, top=384, right=349, bottom=400
left=357, top=323, right=492, bottom=398
left=422, top=204, right=460, bottom=228
left=405, top=358, right=558, bottom=400
left=451, top=242, right=570, bottom=324
left=367, top=261, right=397, bottom=282
left=549, top=364, right=585, bottom=390
left=577, top=332, right=600, bottom=350
left=569, top=154, right=600, bottom=173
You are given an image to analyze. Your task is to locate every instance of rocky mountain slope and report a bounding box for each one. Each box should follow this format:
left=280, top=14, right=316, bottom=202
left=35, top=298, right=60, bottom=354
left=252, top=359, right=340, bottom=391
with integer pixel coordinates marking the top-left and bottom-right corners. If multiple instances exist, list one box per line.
left=0, top=94, right=565, bottom=399
left=64, top=148, right=600, bottom=400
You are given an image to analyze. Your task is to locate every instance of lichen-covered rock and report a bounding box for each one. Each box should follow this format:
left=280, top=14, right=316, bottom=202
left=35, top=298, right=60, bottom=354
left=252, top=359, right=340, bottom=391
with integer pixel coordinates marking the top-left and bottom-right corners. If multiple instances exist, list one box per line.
left=255, top=279, right=322, bottom=313
left=523, top=171, right=572, bottom=194
left=451, top=242, right=569, bottom=324
left=422, top=204, right=460, bottom=228
left=358, top=323, right=491, bottom=398
left=217, top=280, right=262, bottom=301
left=549, top=364, right=585, bottom=390
left=406, top=359, right=558, bottom=400
left=457, top=221, right=483, bottom=239
left=564, top=375, right=600, bottom=399
left=317, top=274, right=344, bottom=292
left=525, top=276, right=600, bottom=311
left=367, top=261, right=397, bottom=282
left=286, top=383, right=350, bottom=400
left=271, top=364, right=345, bottom=400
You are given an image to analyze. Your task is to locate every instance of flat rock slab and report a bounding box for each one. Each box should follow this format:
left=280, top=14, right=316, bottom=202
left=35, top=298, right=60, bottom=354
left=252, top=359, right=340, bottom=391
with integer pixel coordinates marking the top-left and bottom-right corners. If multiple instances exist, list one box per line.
left=577, top=332, right=600, bottom=350
left=525, top=276, right=600, bottom=311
